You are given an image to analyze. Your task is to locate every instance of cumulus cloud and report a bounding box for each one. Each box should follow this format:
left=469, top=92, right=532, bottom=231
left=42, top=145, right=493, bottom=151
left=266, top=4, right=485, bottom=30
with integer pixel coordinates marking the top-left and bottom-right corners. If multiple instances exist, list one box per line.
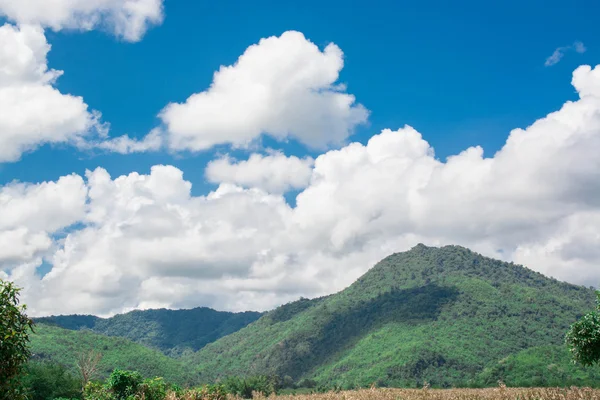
left=4, top=64, right=600, bottom=317
left=206, top=152, right=314, bottom=193
left=545, top=41, right=586, bottom=66
left=160, top=31, right=369, bottom=152
left=0, top=24, right=102, bottom=162
left=0, top=0, right=164, bottom=42
left=0, top=174, right=87, bottom=267
left=94, top=128, right=163, bottom=154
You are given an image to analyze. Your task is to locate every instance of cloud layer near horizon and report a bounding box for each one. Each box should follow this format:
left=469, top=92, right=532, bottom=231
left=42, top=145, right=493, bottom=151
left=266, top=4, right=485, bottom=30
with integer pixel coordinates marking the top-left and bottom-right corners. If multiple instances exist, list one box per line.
left=3, top=64, right=600, bottom=317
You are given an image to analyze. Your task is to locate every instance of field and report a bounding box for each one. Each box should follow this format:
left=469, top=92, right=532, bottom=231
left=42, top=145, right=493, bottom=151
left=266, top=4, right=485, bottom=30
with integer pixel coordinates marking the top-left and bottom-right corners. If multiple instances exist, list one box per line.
left=155, top=387, right=600, bottom=400
left=249, top=388, right=600, bottom=400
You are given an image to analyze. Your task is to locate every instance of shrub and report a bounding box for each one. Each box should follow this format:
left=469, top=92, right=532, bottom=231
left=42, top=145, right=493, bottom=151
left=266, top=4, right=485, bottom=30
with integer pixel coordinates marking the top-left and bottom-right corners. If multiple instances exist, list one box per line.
left=23, top=361, right=82, bottom=400
left=183, top=384, right=227, bottom=400
left=83, top=381, right=114, bottom=400
left=106, top=369, right=143, bottom=399
left=222, top=375, right=277, bottom=398
left=138, top=377, right=168, bottom=400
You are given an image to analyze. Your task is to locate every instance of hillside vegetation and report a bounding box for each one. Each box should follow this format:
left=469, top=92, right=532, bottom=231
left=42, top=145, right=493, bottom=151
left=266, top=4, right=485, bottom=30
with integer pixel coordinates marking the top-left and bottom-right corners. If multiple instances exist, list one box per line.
left=35, top=307, right=262, bottom=356
left=186, top=244, right=599, bottom=387
left=30, top=324, right=197, bottom=385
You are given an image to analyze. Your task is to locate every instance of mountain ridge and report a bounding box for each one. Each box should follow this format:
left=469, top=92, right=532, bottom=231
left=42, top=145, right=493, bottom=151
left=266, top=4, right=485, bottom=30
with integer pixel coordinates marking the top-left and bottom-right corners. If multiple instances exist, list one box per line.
left=184, top=244, right=598, bottom=387
left=30, top=244, right=600, bottom=387
left=35, top=306, right=263, bottom=356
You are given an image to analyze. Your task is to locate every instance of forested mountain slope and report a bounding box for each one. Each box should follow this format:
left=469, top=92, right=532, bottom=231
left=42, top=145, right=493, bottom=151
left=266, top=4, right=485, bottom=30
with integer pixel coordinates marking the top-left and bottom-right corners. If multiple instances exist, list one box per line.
left=35, top=307, right=262, bottom=356
left=30, top=324, right=198, bottom=385
left=186, top=244, right=599, bottom=387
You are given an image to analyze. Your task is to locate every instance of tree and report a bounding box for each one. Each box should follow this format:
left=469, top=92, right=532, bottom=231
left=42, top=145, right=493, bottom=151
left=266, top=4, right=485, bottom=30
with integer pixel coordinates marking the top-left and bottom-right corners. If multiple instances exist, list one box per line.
left=23, top=361, right=82, bottom=400
left=0, top=279, right=35, bottom=400
left=566, top=291, right=600, bottom=366
left=107, top=369, right=143, bottom=399
left=77, top=349, right=103, bottom=389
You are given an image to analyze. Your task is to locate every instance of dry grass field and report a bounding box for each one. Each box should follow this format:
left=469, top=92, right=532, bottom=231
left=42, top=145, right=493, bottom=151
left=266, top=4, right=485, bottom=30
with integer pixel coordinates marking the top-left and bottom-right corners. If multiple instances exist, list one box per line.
left=163, top=387, right=600, bottom=400
left=255, top=387, right=600, bottom=400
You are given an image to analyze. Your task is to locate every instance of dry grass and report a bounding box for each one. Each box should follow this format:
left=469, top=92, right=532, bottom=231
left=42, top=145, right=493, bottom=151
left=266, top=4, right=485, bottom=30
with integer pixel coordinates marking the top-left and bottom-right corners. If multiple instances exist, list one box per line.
left=164, top=386, right=600, bottom=400
left=254, top=387, right=600, bottom=400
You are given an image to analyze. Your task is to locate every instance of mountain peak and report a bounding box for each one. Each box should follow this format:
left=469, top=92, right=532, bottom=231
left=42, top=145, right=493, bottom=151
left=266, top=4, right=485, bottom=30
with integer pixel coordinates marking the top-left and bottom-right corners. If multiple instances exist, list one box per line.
left=355, top=243, right=591, bottom=297
left=190, top=245, right=597, bottom=387
left=409, top=242, right=430, bottom=251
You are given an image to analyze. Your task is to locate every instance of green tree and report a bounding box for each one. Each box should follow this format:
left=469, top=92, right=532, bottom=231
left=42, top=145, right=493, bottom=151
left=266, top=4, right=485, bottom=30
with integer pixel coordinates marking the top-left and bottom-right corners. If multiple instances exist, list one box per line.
left=106, top=369, right=143, bottom=399
left=566, top=291, right=600, bottom=366
left=0, top=279, right=34, bottom=400
left=23, top=361, right=82, bottom=400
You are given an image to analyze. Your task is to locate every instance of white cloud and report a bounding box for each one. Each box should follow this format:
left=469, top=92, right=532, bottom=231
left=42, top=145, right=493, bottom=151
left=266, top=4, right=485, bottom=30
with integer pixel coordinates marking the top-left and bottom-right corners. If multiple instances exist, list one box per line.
left=0, top=174, right=87, bottom=233
left=0, top=0, right=164, bottom=42
left=0, top=174, right=87, bottom=268
left=206, top=152, right=314, bottom=193
left=0, top=229, right=51, bottom=266
left=4, top=64, right=600, bottom=317
left=94, top=128, right=163, bottom=154
left=160, top=31, right=369, bottom=152
left=0, top=24, right=102, bottom=162
left=545, top=41, right=587, bottom=66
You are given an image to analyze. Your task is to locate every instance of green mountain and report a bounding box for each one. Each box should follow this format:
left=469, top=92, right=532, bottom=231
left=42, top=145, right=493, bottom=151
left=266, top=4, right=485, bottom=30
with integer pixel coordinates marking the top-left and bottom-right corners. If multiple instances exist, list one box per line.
left=35, top=307, right=262, bottom=356
left=186, top=244, right=600, bottom=388
left=30, top=324, right=197, bottom=385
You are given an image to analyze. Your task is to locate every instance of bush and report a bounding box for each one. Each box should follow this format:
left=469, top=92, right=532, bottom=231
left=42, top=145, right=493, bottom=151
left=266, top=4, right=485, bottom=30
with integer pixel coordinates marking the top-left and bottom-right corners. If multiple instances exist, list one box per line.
left=107, top=369, right=143, bottom=399
left=23, top=361, right=82, bottom=400
left=222, top=375, right=277, bottom=398
left=83, top=381, right=113, bottom=400
left=138, top=377, right=168, bottom=400
left=184, top=384, right=227, bottom=400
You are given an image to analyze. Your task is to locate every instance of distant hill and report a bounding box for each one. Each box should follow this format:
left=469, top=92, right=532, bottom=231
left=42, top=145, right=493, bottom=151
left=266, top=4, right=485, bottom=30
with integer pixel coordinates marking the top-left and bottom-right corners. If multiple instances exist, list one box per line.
left=30, top=324, right=197, bottom=385
left=35, top=307, right=262, bottom=356
left=186, top=244, right=600, bottom=388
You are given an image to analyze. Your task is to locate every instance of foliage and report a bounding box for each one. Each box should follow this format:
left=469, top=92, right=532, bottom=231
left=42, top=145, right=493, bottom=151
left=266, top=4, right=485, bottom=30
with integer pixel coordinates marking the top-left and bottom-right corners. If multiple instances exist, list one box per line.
left=35, top=307, right=262, bottom=356
left=82, top=370, right=262, bottom=400
left=477, top=345, right=600, bottom=387
left=185, top=245, right=599, bottom=387
left=106, top=369, right=144, bottom=399
left=184, top=384, right=227, bottom=400
left=138, top=377, right=169, bottom=400
left=0, top=279, right=34, bottom=400
left=83, top=381, right=114, bottom=400
left=566, top=291, right=600, bottom=366
left=30, top=323, right=197, bottom=385
left=221, top=375, right=278, bottom=398
left=22, top=361, right=82, bottom=400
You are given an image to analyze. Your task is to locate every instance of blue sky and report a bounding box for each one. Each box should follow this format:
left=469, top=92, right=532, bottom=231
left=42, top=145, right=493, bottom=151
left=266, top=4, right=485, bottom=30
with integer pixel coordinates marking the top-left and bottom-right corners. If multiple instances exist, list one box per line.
left=1, top=0, right=600, bottom=316
left=2, top=0, right=597, bottom=192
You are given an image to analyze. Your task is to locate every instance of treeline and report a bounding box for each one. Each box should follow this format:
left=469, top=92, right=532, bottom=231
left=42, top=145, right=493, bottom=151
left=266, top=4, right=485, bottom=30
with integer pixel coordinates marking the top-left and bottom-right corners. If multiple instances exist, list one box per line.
left=22, top=361, right=325, bottom=400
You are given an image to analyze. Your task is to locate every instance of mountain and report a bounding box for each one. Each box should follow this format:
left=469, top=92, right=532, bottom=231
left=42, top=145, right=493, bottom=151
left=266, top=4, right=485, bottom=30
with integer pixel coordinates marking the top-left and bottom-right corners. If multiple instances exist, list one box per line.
left=186, top=244, right=600, bottom=388
left=35, top=307, right=262, bottom=356
left=30, top=324, right=197, bottom=385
